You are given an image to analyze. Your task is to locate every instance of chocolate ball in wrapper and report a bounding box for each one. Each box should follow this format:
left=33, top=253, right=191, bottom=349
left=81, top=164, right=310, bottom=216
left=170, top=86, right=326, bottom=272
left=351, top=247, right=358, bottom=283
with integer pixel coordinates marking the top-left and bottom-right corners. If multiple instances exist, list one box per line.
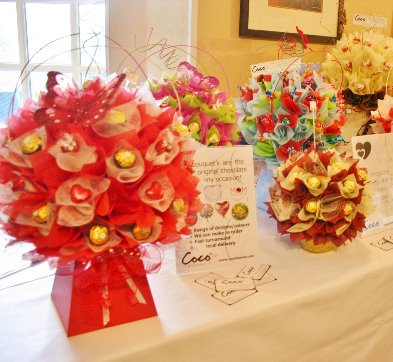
left=132, top=225, right=152, bottom=241
left=305, top=200, right=318, bottom=214
left=32, top=205, right=51, bottom=224
left=21, top=134, right=42, bottom=154
left=308, top=176, right=321, bottom=189
left=114, top=149, right=136, bottom=169
left=89, top=225, right=109, bottom=246
left=344, top=180, right=356, bottom=193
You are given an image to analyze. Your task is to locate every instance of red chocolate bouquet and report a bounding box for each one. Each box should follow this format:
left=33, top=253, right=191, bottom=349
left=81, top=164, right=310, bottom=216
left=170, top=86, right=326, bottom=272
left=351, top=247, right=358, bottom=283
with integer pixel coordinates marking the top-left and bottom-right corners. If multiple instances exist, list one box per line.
left=0, top=72, right=202, bottom=335
left=267, top=150, right=372, bottom=252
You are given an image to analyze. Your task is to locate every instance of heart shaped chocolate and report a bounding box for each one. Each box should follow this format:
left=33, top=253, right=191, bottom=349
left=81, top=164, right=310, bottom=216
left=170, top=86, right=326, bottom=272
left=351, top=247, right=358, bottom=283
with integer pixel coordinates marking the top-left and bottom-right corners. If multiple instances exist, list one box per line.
left=215, top=201, right=229, bottom=217
left=70, top=184, right=92, bottom=203
left=145, top=181, right=164, bottom=200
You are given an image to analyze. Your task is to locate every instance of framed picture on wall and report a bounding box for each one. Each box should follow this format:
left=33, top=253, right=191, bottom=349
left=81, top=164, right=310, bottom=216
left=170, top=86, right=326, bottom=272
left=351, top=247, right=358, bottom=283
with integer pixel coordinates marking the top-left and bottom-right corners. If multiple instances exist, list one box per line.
left=239, top=0, right=345, bottom=44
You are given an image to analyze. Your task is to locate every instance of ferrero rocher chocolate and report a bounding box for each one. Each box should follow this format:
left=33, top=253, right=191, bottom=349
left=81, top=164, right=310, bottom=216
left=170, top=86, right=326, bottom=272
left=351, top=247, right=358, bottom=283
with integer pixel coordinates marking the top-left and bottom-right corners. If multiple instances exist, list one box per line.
left=21, top=134, right=42, bottom=154
left=114, top=149, right=136, bottom=168
left=307, top=176, right=321, bottom=189
left=32, top=205, right=50, bottom=223
left=344, top=203, right=353, bottom=216
left=331, top=162, right=343, bottom=171
left=343, top=180, right=356, bottom=193
left=132, top=225, right=152, bottom=241
left=188, top=122, right=200, bottom=133
left=358, top=169, right=367, bottom=181
left=207, top=133, right=219, bottom=145
left=172, top=198, right=185, bottom=214
left=89, top=225, right=109, bottom=246
left=108, top=110, right=126, bottom=124
left=305, top=200, right=318, bottom=214
left=174, top=123, right=189, bottom=135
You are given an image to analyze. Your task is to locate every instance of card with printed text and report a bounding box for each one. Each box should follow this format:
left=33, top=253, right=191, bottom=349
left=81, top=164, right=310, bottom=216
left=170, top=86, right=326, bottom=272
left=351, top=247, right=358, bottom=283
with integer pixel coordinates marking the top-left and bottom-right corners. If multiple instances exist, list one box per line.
left=351, top=133, right=393, bottom=236
left=175, top=146, right=259, bottom=274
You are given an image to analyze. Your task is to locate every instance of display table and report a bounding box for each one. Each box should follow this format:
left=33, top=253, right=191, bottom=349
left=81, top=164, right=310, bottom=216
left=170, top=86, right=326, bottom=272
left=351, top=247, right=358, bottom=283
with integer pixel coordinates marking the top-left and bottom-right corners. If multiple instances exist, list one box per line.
left=1, top=210, right=393, bottom=361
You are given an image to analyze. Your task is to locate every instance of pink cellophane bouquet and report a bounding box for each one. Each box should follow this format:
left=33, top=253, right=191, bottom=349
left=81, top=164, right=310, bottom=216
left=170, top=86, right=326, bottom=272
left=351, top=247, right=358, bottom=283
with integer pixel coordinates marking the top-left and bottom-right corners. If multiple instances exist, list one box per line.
left=148, top=61, right=240, bottom=146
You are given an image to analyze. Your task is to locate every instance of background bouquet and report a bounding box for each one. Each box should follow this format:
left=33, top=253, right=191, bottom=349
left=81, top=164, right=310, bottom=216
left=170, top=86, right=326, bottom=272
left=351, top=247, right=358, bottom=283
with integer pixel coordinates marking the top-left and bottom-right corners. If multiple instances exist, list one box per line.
left=149, top=61, right=240, bottom=146
left=322, top=30, right=393, bottom=111
left=236, top=65, right=346, bottom=167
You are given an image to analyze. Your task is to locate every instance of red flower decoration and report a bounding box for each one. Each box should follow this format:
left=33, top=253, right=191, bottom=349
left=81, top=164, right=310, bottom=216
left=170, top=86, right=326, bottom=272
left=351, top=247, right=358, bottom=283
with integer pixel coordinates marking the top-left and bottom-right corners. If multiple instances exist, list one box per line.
left=281, top=92, right=302, bottom=115
left=276, top=140, right=303, bottom=160
left=256, top=113, right=275, bottom=134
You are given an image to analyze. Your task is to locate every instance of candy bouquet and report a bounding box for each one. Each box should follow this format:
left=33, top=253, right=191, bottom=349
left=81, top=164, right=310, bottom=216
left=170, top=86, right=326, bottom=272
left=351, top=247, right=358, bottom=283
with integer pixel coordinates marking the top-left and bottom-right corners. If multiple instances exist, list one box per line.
left=236, top=65, right=346, bottom=167
left=0, top=71, right=202, bottom=335
left=322, top=31, right=393, bottom=111
left=148, top=61, right=240, bottom=146
left=267, top=149, right=372, bottom=252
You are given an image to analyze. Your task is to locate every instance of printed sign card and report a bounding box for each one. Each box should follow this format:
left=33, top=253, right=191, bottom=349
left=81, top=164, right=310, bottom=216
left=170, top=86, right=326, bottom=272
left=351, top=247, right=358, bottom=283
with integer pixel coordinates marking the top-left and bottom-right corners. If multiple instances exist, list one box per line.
left=351, top=133, right=393, bottom=235
left=250, top=57, right=301, bottom=79
left=176, top=146, right=259, bottom=274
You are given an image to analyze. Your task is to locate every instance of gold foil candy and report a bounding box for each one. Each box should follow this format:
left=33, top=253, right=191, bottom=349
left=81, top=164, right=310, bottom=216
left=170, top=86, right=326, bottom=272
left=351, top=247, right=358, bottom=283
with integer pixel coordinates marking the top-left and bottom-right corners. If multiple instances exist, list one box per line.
left=344, top=203, right=353, bottom=216
left=358, top=169, right=367, bottom=181
left=207, top=133, right=219, bottom=145
left=307, top=176, right=321, bottom=189
left=114, top=149, right=136, bottom=168
left=331, top=162, right=343, bottom=171
left=21, top=134, right=42, bottom=154
left=188, top=122, right=200, bottom=133
left=132, top=225, right=152, bottom=241
left=89, top=225, right=109, bottom=246
left=343, top=180, right=356, bottom=193
left=32, top=205, right=50, bottom=223
left=174, top=123, right=189, bottom=135
left=305, top=200, right=318, bottom=214
left=109, top=110, right=126, bottom=124
left=172, top=198, right=185, bottom=214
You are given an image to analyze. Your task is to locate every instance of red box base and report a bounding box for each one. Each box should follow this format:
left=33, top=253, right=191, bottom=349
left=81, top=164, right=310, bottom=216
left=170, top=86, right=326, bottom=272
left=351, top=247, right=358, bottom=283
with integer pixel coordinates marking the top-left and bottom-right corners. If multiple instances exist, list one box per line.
left=51, top=261, right=157, bottom=336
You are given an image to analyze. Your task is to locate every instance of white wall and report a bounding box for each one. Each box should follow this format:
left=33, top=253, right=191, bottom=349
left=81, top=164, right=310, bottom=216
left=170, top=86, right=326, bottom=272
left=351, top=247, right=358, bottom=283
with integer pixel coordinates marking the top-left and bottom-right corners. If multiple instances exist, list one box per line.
left=109, top=0, right=196, bottom=81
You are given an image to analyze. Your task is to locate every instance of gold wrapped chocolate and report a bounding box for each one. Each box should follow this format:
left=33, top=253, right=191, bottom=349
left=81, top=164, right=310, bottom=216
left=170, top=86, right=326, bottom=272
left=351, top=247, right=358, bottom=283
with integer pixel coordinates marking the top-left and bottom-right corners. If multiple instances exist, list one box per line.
left=21, top=134, right=42, bottom=154
left=172, top=198, right=185, bottom=214
left=307, top=176, right=321, bottom=189
left=108, top=110, right=126, bottom=124
left=305, top=200, right=318, bottom=214
left=89, top=225, right=109, bottom=246
left=207, top=133, right=219, bottom=145
left=188, top=122, right=200, bottom=133
left=114, top=149, right=136, bottom=168
left=344, top=203, right=353, bottom=216
left=132, top=225, right=152, bottom=241
left=174, top=123, right=189, bottom=135
left=358, top=169, right=367, bottom=181
left=331, top=162, right=343, bottom=171
left=32, top=205, right=50, bottom=223
left=343, top=180, right=356, bottom=193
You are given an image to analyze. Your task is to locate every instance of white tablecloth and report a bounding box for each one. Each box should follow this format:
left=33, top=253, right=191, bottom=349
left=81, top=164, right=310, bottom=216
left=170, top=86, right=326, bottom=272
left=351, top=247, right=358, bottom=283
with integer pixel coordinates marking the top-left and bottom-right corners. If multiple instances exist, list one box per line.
left=1, top=210, right=393, bottom=362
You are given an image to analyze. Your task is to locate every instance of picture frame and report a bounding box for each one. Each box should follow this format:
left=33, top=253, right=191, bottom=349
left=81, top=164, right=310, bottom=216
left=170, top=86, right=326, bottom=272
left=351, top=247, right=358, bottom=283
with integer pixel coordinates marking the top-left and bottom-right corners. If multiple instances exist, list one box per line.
left=239, top=0, right=345, bottom=44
